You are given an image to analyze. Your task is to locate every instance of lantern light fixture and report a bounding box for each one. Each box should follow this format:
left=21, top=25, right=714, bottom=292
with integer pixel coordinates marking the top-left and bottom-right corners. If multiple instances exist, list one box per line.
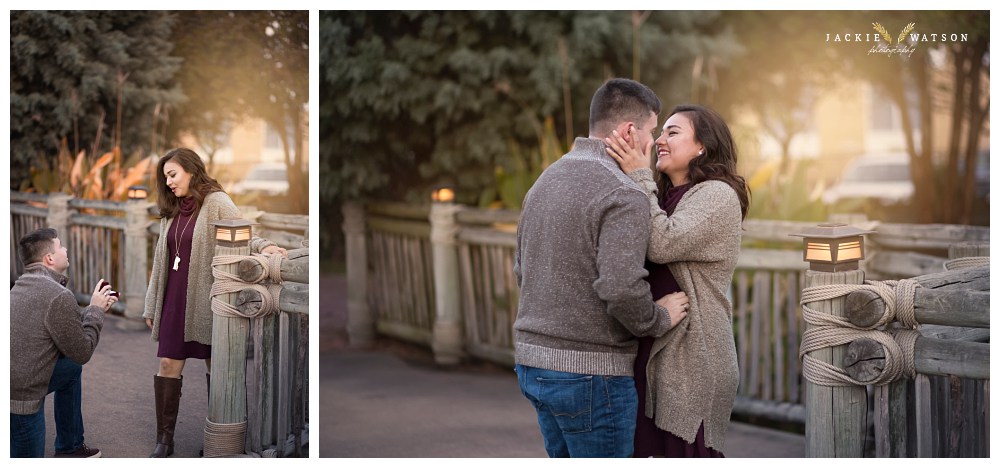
left=789, top=223, right=874, bottom=272
left=212, top=219, right=253, bottom=248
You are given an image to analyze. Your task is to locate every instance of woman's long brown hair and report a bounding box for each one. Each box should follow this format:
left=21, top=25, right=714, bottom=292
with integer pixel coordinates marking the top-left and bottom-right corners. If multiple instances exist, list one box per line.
left=655, top=104, right=751, bottom=219
left=155, top=148, right=224, bottom=219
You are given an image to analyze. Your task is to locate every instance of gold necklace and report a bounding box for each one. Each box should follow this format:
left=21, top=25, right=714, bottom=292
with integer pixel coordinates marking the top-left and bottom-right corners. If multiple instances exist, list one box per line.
left=172, top=207, right=196, bottom=271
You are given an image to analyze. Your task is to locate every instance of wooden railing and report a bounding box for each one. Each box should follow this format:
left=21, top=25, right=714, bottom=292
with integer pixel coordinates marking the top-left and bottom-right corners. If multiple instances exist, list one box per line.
left=800, top=244, right=988, bottom=457
left=342, top=201, right=989, bottom=428
left=208, top=244, right=309, bottom=458
left=9, top=191, right=308, bottom=328
left=11, top=191, right=311, bottom=455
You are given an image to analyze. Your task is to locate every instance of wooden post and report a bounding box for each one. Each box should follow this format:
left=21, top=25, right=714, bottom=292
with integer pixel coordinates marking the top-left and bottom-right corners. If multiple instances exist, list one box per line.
left=845, top=287, right=989, bottom=329
left=260, top=313, right=277, bottom=450
left=275, top=310, right=292, bottom=456
left=47, top=193, right=73, bottom=253
left=844, top=336, right=989, bottom=380
left=804, top=269, right=867, bottom=457
left=118, top=197, right=150, bottom=330
left=342, top=202, right=373, bottom=347
left=429, top=201, right=464, bottom=365
left=238, top=255, right=308, bottom=283
left=948, top=242, right=989, bottom=259
left=205, top=221, right=252, bottom=457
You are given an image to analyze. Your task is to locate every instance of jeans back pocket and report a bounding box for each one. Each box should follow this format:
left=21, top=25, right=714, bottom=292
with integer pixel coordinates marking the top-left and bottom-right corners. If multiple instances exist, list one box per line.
left=536, top=375, right=593, bottom=434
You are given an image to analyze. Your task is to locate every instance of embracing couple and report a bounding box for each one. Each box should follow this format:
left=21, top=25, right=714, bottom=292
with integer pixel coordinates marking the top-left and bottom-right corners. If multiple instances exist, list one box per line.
left=513, top=78, right=750, bottom=458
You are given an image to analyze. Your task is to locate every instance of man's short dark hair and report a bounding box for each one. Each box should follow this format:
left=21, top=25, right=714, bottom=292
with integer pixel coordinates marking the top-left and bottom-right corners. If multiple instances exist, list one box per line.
left=589, top=78, right=662, bottom=137
left=19, top=228, right=59, bottom=265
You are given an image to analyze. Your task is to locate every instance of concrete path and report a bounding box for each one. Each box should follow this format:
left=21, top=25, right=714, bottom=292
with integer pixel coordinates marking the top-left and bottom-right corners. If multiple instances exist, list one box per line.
left=319, top=274, right=806, bottom=458
left=39, top=316, right=210, bottom=458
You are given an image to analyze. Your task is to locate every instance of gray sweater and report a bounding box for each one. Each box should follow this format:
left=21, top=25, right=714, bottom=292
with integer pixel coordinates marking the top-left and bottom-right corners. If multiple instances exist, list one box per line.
left=10, top=263, right=104, bottom=414
left=513, top=138, right=672, bottom=377
left=628, top=169, right=742, bottom=450
left=144, top=191, right=275, bottom=345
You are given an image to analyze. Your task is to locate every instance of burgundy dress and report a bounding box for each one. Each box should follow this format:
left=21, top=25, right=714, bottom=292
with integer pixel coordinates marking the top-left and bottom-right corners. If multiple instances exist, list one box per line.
left=156, top=197, right=212, bottom=360
left=633, top=182, right=725, bottom=458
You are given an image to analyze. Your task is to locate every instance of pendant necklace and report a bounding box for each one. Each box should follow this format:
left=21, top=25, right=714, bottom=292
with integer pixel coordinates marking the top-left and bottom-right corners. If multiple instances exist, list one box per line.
left=172, top=209, right=195, bottom=271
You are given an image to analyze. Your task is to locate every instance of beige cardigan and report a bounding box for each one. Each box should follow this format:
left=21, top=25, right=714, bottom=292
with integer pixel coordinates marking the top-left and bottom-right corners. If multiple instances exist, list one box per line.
left=627, top=169, right=742, bottom=451
left=143, top=191, right=275, bottom=346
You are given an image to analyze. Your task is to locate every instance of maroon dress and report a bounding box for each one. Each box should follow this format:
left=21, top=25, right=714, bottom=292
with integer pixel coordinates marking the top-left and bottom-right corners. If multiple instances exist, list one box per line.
left=156, top=197, right=212, bottom=360
left=633, top=182, right=725, bottom=458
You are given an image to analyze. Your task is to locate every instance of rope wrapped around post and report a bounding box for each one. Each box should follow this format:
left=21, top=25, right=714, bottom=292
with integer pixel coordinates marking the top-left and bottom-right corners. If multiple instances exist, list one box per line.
left=203, top=419, right=249, bottom=458
left=943, top=256, right=989, bottom=271
left=211, top=254, right=285, bottom=319
left=799, top=279, right=922, bottom=386
left=207, top=253, right=286, bottom=456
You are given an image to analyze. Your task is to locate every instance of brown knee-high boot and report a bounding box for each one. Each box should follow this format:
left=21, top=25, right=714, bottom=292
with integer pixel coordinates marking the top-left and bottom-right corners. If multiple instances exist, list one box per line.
left=150, top=375, right=182, bottom=458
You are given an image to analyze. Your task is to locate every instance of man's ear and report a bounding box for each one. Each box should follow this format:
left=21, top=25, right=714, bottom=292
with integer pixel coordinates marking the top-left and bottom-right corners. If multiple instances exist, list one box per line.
left=615, top=122, right=634, bottom=143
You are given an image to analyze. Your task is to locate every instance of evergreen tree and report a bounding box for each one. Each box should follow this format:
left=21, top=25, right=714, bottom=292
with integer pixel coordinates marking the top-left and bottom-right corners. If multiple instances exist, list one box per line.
left=318, top=11, right=736, bottom=258
left=10, top=11, right=183, bottom=185
left=319, top=11, right=732, bottom=203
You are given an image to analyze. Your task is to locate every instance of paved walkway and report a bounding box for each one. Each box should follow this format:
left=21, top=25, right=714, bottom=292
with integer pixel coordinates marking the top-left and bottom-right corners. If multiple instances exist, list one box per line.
left=35, top=312, right=310, bottom=458
left=319, top=274, right=806, bottom=457
left=38, top=316, right=211, bottom=458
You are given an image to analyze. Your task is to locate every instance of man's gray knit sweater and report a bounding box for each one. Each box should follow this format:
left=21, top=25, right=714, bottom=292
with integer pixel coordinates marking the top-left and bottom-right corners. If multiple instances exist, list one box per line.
left=513, top=137, right=672, bottom=376
left=10, top=263, right=104, bottom=414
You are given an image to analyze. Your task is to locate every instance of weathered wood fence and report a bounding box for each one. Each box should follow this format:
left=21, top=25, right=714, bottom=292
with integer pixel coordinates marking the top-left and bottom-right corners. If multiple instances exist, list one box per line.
left=801, top=244, right=988, bottom=457
left=207, top=237, right=309, bottom=458
left=10, top=190, right=308, bottom=327
left=342, top=200, right=989, bottom=428
left=11, top=191, right=131, bottom=316
left=10, top=190, right=310, bottom=456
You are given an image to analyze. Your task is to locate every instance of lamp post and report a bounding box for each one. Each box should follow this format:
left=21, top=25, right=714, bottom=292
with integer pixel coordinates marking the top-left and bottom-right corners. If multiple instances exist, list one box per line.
left=343, top=203, right=372, bottom=347
left=127, top=185, right=149, bottom=200
left=429, top=187, right=464, bottom=365
left=791, top=222, right=873, bottom=457
left=118, top=186, right=150, bottom=330
left=213, top=218, right=253, bottom=247
left=205, top=218, right=253, bottom=457
left=790, top=223, right=873, bottom=272
left=431, top=187, right=455, bottom=203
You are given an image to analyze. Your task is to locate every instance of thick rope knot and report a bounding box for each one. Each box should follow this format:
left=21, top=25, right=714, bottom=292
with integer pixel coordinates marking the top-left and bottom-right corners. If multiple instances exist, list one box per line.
left=890, top=279, right=919, bottom=328
left=889, top=328, right=920, bottom=379
left=262, top=253, right=284, bottom=283
left=799, top=279, right=923, bottom=386
left=203, top=418, right=247, bottom=457
left=225, top=253, right=285, bottom=284
left=211, top=255, right=282, bottom=319
left=801, top=282, right=896, bottom=329
left=856, top=279, right=919, bottom=328
left=944, top=256, right=989, bottom=271
left=800, top=326, right=907, bottom=386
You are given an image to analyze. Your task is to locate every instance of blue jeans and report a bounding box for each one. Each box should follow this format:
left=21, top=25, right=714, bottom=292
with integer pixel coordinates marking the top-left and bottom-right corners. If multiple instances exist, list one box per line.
left=10, top=357, right=86, bottom=457
left=516, top=364, right=638, bottom=457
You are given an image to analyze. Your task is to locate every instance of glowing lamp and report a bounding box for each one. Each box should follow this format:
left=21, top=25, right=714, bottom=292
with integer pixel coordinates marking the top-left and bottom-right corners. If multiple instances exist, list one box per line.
left=790, top=223, right=873, bottom=272
left=128, top=185, right=149, bottom=200
left=212, top=219, right=253, bottom=248
left=431, top=187, right=455, bottom=203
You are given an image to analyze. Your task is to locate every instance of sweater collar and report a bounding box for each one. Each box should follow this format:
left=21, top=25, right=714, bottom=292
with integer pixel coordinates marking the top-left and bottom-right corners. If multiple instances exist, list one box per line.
left=23, top=262, right=69, bottom=287
left=565, top=137, right=640, bottom=188
left=567, top=137, right=613, bottom=162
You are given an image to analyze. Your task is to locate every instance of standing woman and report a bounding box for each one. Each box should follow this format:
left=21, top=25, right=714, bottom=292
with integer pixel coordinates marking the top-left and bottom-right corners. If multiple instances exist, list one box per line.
left=605, top=104, right=750, bottom=457
left=143, top=148, right=287, bottom=457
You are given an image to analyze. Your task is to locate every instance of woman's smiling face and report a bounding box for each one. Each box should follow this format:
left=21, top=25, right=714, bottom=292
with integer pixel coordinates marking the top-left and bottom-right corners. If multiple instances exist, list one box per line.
left=654, top=112, right=704, bottom=182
